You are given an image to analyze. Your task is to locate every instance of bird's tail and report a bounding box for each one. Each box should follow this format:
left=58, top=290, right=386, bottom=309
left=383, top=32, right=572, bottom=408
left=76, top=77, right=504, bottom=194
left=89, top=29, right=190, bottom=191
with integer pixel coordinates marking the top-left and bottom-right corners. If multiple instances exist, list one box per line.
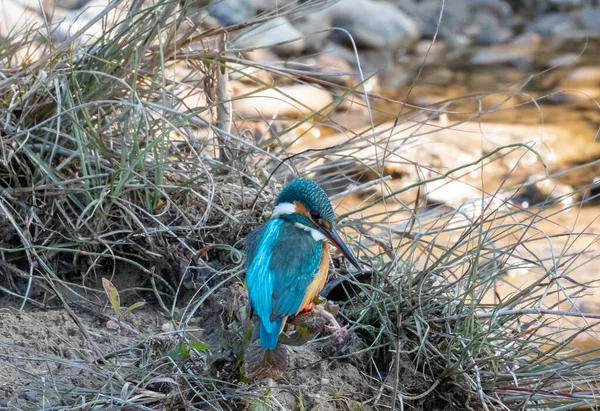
left=259, top=318, right=283, bottom=349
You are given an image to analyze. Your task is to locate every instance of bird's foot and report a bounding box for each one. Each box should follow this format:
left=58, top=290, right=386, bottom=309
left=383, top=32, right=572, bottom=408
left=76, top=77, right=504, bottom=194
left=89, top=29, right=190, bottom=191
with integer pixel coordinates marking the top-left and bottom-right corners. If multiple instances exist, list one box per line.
left=302, top=301, right=315, bottom=313
left=312, top=303, right=349, bottom=346
left=282, top=300, right=349, bottom=347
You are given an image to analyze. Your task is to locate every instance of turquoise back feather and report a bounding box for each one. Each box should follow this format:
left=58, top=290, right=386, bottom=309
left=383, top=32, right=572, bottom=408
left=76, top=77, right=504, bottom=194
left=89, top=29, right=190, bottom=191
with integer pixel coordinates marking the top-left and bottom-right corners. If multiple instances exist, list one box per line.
left=245, top=219, right=282, bottom=340
left=245, top=215, right=323, bottom=349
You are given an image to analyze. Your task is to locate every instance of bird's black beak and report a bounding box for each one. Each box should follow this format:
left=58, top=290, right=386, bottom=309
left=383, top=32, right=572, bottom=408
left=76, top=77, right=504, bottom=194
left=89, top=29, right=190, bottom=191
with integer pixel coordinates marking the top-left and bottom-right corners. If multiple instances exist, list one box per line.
left=320, top=225, right=362, bottom=271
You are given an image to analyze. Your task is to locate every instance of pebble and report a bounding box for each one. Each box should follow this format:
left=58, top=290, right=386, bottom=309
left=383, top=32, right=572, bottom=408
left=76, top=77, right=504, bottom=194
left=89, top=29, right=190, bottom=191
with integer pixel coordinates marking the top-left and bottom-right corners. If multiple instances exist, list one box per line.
left=547, top=53, right=581, bottom=68
left=415, top=40, right=447, bottom=61
left=233, top=16, right=305, bottom=55
left=327, top=0, right=420, bottom=49
left=467, top=10, right=512, bottom=45
left=291, top=10, right=332, bottom=52
left=547, top=87, right=600, bottom=107
left=470, top=43, right=534, bottom=67
left=407, top=0, right=470, bottom=42
left=207, top=0, right=254, bottom=26
left=576, top=6, right=600, bottom=31
left=22, top=391, right=39, bottom=401
left=511, top=32, right=542, bottom=47
left=529, top=12, right=577, bottom=37
left=568, top=66, right=600, bottom=83
left=285, top=54, right=354, bottom=86
left=50, top=0, right=127, bottom=44
left=0, top=0, right=45, bottom=40
left=162, top=322, right=175, bottom=333
left=233, top=84, right=333, bottom=119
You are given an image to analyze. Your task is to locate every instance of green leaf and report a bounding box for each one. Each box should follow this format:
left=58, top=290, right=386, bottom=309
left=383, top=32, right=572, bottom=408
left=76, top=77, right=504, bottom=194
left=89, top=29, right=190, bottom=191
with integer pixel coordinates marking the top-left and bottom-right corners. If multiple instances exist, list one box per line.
left=167, top=342, right=190, bottom=361
left=249, top=400, right=270, bottom=411
left=178, top=343, right=190, bottom=358
left=123, top=301, right=146, bottom=316
left=189, top=341, right=210, bottom=351
left=102, top=278, right=120, bottom=318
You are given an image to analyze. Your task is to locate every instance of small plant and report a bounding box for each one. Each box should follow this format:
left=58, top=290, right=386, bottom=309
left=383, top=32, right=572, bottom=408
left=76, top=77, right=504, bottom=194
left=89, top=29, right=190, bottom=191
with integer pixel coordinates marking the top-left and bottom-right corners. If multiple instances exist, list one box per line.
left=102, top=277, right=146, bottom=330
left=167, top=340, right=210, bottom=361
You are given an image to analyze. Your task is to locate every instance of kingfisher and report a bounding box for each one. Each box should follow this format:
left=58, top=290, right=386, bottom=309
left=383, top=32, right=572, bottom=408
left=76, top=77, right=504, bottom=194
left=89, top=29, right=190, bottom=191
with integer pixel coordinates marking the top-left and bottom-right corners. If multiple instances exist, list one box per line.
left=244, top=178, right=361, bottom=353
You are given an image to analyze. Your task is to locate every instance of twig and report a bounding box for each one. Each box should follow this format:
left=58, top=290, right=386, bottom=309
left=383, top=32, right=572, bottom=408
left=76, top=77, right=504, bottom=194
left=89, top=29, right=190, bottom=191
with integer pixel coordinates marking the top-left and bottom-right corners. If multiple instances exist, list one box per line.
left=440, top=307, right=600, bottom=321
left=328, top=175, right=393, bottom=201
left=214, top=33, right=233, bottom=164
left=398, top=379, right=440, bottom=401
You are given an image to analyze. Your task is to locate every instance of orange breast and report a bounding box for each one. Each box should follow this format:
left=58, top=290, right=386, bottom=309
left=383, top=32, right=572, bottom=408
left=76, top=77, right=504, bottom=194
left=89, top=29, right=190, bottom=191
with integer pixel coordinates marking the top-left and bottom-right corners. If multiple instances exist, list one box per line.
left=296, top=242, right=330, bottom=315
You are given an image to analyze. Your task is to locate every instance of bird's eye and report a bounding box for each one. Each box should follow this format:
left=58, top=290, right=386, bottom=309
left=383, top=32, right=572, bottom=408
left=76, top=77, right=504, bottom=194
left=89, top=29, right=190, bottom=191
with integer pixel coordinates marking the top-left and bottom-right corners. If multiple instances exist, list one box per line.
left=311, top=212, right=322, bottom=224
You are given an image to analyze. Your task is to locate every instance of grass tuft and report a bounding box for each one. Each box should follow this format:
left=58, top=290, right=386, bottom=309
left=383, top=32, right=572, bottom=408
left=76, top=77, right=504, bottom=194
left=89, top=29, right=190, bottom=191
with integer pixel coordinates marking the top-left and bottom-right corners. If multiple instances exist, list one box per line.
left=1, top=0, right=600, bottom=410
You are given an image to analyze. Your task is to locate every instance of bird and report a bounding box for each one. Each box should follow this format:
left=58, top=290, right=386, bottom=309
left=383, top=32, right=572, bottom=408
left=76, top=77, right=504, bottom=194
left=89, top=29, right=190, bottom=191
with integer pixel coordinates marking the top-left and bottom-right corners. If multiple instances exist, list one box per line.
left=244, top=178, right=361, bottom=354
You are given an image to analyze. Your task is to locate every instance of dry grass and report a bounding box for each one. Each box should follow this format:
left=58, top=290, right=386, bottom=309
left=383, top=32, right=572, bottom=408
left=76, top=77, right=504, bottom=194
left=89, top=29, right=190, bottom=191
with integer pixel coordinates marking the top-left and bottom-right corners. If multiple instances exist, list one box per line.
left=1, top=0, right=600, bottom=410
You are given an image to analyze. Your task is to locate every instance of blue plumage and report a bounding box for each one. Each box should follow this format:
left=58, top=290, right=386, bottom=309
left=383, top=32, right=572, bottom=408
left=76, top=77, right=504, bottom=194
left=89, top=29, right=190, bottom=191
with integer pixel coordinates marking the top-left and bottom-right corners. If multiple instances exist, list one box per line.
left=245, top=214, right=322, bottom=350
left=245, top=219, right=283, bottom=347
left=244, top=178, right=361, bottom=355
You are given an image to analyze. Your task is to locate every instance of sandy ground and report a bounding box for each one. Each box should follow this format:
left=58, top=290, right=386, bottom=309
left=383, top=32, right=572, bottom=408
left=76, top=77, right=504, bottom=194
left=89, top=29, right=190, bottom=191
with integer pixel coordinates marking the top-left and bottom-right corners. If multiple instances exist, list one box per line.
left=0, top=278, right=377, bottom=410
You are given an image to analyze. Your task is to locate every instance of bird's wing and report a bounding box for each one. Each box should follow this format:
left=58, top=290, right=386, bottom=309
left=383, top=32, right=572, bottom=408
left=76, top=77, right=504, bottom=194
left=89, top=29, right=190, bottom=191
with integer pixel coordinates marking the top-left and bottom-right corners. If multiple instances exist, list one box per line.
left=244, top=219, right=282, bottom=333
left=245, top=219, right=323, bottom=330
left=269, top=220, right=322, bottom=318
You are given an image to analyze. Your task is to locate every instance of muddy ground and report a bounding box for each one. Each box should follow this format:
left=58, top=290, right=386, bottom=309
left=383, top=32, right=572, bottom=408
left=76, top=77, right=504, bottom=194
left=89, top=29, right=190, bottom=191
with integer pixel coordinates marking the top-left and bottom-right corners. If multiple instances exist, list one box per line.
left=0, top=274, right=380, bottom=410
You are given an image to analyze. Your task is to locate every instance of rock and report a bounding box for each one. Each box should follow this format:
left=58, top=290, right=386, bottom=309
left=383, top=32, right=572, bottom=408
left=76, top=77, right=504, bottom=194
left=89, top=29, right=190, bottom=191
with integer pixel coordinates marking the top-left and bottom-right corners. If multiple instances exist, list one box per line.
left=162, top=322, right=175, bottom=333
left=466, top=1, right=516, bottom=45
left=0, top=0, right=46, bottom=65
left=529, top=12, right=577, bottom=37
left=471, top=0, right=513, bottom=20
left=358, top=49, right=415, bottom=89
left=252, top=0, right=295, bottom=12
left=0, top=0, right=45, bottom=39
left=327, top=0, right=420, bottom=49
left=404, top=0, right=470, bottom=44
left=321, top=41, right=361, bottom=65
left=232, top=84, right=333, bottom=119
left=11, top=0, right=48, bottom=9
left=244, top=48, right=279, bottom=63
left=417, top=66, right=454, bottom=86
left=511, top=32, right=542, bottom=47
left=470, top=33, right=539, bottom=66
left=583, top=177, right=600, bottom=203
left=415, top=40, right=447, bottom=61
left=47, top=0, right=90, bottom=11
left=228, top=63, right=276, bottom=85
left=546, top=87, right=600, bottom=107
left=22, top=391, right=39, bottom=401
left=50, top=0, right=127, bottom=44
left=509, top=176, right=575, bottom=209
left=290, top=10, right=332, bottom=52
left=314, top=53, right=353, bottom=79
left=567, top=66, right=600, bottom=83
left=547, top=53, right=580, bottom=67
left=334, top=92, right=368, bottom=113
left=285, top=53, right=353, bottom=86
left=466, top=11, right=512, bottom=45
left=470, top=44, right=535, bottom=67
left=426, top=179, right=482, bottom=207
left=550, top=0, right=585, bottom=11
left=576, top=6, right=600, bottom=31
left=233, top=16, right=305, bottom=55
left=207, top=0, right=254, bottom=27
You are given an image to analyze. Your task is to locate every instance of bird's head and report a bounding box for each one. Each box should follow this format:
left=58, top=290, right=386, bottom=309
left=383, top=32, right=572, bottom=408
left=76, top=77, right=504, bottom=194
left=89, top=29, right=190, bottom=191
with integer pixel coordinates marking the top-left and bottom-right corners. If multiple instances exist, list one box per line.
left=272, top=178, right=361, bottom=270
